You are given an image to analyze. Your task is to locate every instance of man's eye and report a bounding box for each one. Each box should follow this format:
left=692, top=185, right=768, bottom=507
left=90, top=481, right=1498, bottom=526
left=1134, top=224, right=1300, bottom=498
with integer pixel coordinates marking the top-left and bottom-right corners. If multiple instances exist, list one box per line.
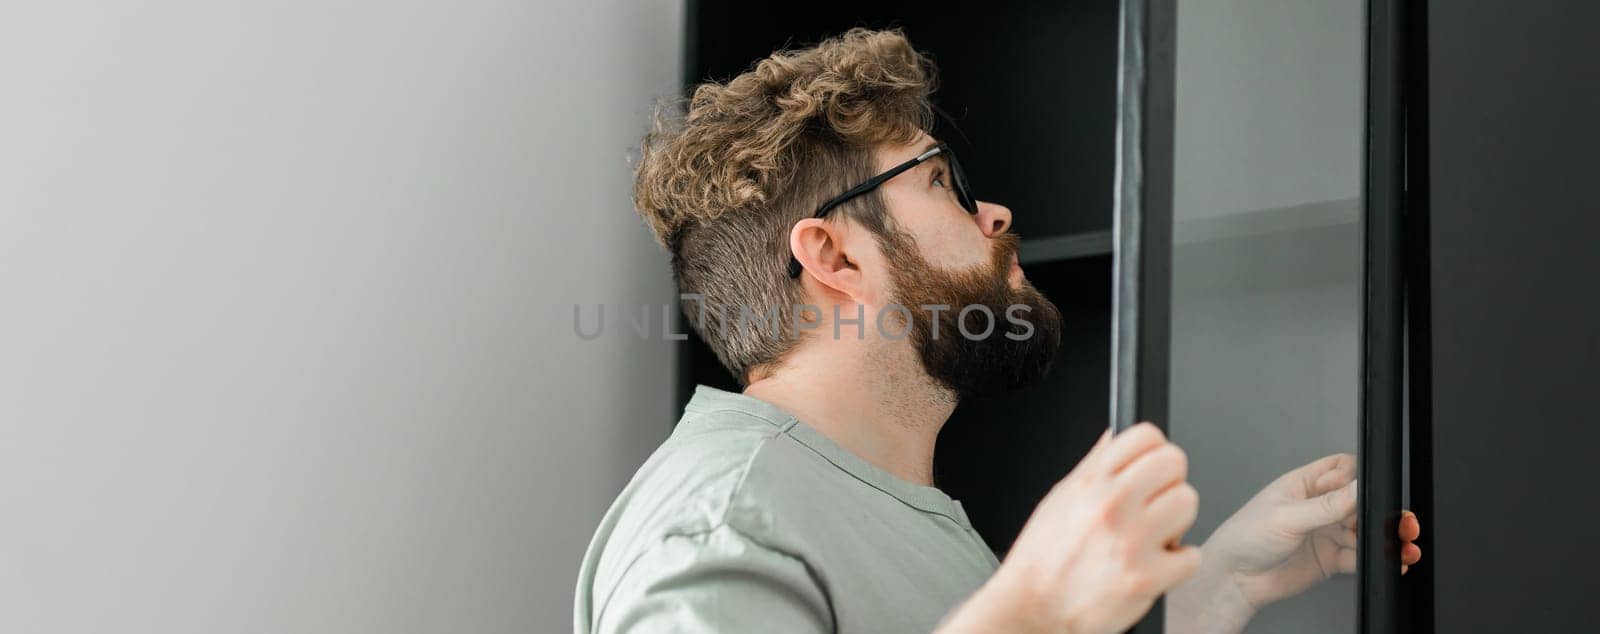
left=931, top=169, right=947, bottom=189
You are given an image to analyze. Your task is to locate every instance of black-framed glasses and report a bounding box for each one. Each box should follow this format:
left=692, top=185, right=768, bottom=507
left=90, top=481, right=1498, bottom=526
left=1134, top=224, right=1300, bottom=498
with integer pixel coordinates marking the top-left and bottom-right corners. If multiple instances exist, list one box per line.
left=787, top=143, right=977, bottom=278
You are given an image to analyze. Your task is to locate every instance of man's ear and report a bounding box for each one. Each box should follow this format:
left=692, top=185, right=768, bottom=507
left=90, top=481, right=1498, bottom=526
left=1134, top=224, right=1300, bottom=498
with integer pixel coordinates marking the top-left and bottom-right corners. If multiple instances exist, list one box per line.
left=790, top=218, right=865, bottom=299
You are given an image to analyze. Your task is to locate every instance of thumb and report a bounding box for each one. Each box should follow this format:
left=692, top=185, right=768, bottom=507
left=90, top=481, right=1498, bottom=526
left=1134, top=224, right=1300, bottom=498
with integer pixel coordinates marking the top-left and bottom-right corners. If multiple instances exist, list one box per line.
left=1278, top=479, right=1358, bottom=534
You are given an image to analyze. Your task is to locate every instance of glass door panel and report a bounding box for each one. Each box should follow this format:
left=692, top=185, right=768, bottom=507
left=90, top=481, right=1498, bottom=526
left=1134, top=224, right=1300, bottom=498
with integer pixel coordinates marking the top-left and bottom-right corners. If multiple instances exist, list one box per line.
left=1167, top=2, right=1366, bottom=632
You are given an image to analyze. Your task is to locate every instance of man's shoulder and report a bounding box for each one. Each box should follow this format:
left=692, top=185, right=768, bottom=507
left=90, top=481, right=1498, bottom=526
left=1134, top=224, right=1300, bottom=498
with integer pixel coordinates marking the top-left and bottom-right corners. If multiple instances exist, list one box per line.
left=635, top=404, right=840, bottom=532
left=576, top=406, right=835, bottom=633
left=590, top=401, right=862, bottom=573
left=587, top=405, right=776, bottom=544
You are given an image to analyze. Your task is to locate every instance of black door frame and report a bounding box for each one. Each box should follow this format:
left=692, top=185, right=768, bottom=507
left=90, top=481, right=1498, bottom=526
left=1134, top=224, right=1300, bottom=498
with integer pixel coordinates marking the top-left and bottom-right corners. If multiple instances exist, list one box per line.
left=1362, top=0, right=1409, bottom=631
left=1398, top=0, right=1434, bottom=628
left=1108, top=2, right=1173, bottom=631
left=1110, top=0, right=1413, bottom=631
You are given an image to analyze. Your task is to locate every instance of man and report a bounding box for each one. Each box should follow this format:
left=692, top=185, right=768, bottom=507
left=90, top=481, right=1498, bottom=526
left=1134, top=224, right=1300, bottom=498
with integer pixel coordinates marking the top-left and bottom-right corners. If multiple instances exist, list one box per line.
left=576, top=29, right=1420, bottom=633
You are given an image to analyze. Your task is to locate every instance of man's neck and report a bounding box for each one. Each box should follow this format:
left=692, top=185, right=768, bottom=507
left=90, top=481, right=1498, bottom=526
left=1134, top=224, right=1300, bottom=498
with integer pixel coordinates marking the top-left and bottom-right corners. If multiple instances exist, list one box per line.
left=741, top=340, right=956, bottom=487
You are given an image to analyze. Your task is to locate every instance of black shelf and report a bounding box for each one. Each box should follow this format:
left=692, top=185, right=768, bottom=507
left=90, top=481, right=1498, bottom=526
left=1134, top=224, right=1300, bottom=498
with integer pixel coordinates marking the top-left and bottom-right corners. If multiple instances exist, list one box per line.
left=1019, top=230, right=1113, bottom=264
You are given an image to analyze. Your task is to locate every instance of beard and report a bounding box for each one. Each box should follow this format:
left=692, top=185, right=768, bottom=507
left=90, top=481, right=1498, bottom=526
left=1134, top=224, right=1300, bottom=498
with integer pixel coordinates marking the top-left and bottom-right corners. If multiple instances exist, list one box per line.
left=878, top=230, right=1064, bottom=400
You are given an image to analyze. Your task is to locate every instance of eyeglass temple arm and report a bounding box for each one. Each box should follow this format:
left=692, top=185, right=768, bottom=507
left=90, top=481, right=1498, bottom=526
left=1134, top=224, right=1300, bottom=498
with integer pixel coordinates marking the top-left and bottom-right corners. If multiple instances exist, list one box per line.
left=787, top=146, right=946, bottom=278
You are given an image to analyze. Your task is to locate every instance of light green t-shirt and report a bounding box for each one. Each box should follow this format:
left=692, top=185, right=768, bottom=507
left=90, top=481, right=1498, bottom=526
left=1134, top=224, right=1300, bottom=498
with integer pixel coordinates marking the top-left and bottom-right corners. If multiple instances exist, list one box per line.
left=574, top=385, right=1000, bottom=633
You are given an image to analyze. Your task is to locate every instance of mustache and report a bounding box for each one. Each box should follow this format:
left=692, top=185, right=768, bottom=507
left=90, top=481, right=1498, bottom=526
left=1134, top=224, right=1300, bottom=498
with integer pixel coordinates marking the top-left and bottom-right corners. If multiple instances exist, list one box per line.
left=989, top=233, right=1022, bottom=271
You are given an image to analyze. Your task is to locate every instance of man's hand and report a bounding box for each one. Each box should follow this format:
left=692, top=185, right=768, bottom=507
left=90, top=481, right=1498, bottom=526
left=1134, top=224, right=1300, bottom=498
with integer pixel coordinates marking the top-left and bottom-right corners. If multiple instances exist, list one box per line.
left=1167, top=454, right=1424, bottom=634
left=940, top=423, right=1201, bottom=634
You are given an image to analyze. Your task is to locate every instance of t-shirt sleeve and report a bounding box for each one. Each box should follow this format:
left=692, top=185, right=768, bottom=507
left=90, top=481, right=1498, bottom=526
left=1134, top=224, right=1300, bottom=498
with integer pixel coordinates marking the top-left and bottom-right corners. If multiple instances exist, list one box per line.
left=592, top=523, right=833, bottom=634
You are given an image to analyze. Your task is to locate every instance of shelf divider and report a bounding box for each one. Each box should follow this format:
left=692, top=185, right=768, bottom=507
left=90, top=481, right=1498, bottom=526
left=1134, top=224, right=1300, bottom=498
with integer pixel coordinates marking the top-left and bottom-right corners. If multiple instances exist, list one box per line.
left=1019, top=230, right=1114, bottom=264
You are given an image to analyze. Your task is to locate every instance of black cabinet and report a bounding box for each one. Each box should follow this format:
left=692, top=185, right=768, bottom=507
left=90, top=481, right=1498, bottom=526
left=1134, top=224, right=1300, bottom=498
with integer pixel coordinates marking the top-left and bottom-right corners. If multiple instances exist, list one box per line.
left=1415, top=1, right=1600, bottom=631
left=673, top=2, right=1600, bottom=632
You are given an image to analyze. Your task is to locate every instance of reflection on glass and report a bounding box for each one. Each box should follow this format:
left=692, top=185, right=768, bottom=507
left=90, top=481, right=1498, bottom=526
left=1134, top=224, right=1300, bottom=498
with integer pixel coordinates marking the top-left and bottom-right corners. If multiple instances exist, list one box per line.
left=1164, top=1, right=1364, bottom=632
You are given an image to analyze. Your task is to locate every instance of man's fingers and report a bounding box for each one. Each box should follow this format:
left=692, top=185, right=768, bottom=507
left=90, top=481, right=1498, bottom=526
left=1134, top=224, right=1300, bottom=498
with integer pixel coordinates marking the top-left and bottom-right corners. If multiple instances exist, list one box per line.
left=1068, top=429, right=1117, bottom=478
left=1305, top=453, right=1358, bottom=495
left=1400, top=539, right=1422, bottom=574
left=1143, top=482, right=1199, bottom=546
left=1118, top=443, right=1189, bottom=504
left=1323, top=524, right=1358, bottom=549
left=1402, top=542, right=1422, bottom=566
left=1279, top=452, right=1350, bottom=482
left=1399, top=510, right=1420, bottom=542
left=1151, top=545, right=1203, bottom=590
left=1099, top=422, right=1168, bottom=475
left=1277, top=479, right=1358, bottom=534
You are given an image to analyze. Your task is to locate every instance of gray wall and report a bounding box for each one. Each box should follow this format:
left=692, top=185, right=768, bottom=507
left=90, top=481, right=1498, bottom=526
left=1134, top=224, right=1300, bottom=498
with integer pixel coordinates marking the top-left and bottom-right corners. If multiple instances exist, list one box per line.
left=0, top=1, right=683, bottom=632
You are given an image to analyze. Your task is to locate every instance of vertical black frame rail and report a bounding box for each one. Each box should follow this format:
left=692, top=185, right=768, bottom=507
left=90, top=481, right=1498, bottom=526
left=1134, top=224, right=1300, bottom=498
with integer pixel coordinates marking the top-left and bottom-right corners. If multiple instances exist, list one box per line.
left=1109, top=0, right=1175, bottom=437
left=1110, top=0, right=1174, bottom=631
left=1362, top=0, right=1407, bottom=630
left=1399, top=0, right=1434, bottom=629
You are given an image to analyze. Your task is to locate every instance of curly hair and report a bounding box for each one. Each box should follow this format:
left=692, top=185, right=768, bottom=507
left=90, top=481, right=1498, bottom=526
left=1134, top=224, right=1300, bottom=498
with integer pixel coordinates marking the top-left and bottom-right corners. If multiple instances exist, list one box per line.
left=631, top=28, right=938, bottom=383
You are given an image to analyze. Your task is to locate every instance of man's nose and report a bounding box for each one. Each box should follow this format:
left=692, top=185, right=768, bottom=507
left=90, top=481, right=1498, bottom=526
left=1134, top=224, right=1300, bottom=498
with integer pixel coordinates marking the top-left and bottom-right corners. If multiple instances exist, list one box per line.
left=975, top=200, right=1013, bottom=237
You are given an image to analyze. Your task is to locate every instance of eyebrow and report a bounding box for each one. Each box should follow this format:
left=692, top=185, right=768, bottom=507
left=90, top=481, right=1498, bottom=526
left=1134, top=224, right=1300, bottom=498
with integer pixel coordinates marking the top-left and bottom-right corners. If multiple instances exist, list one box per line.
left=909, top=140, right=949, bottom=176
